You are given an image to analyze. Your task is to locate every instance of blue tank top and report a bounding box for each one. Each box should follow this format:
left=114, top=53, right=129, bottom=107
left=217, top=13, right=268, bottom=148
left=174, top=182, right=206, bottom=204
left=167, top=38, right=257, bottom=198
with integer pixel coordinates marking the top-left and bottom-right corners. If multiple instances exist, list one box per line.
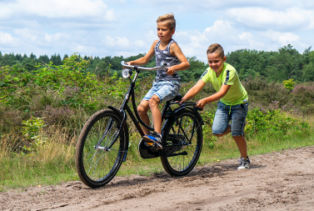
left=154, top=39, right=180, bottom=82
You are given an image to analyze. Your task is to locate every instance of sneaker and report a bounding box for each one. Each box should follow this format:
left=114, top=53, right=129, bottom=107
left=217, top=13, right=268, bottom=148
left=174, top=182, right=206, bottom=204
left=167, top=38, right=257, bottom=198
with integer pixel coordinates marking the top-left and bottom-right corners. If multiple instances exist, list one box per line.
left=237, top=157, right=250, bottom=170
left=143, top=133, right=163, bottom=149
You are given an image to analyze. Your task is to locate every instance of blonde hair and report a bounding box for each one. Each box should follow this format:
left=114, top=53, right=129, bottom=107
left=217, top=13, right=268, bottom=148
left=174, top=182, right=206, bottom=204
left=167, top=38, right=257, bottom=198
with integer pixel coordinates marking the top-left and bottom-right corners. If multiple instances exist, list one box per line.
left=207, top=43, right=225, bottom=58
left=157, top=13, right=176, bottom=30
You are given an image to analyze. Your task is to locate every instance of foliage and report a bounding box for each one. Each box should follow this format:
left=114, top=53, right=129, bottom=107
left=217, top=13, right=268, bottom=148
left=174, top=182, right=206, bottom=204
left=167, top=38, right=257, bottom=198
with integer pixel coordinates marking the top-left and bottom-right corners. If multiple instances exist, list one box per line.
left=245, top=108, right=309, bottom=139
left=21, top=117, right=46, bottom=152
left=283, top=78, right=295, bottom=91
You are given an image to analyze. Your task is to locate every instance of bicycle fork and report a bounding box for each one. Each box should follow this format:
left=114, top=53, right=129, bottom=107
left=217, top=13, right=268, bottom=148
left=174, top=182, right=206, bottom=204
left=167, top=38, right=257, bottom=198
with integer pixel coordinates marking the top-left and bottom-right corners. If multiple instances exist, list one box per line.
left=94, top=109, right=127, bottom=153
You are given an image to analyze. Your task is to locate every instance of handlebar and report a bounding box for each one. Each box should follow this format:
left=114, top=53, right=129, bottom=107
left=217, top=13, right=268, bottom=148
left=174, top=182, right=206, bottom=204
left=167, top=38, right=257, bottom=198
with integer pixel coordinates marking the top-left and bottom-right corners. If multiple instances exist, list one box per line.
left=121, top=61, right=164, bottom=71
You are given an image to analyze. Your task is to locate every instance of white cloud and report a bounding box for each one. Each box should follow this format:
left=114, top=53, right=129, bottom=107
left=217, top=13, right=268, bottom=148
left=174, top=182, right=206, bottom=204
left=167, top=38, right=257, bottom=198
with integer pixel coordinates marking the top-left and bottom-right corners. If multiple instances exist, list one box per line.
left=44, top=33, right=67, bottom=43
left=0, top=32, right=15, bottom=45
left=175, top=18, right=304, bottom=61
left=227, top=7, right=312, bottom=30
left=262, top=30, right=299, bottom=46
left=0, top=0, right=313, bottom=60
left=104, top=36, right=130, bottom=48
left=134, top=0, right=310, bottom=10
left=0, top=0, right=115, bottom=20
left=13, top=28, right=38, bottom=42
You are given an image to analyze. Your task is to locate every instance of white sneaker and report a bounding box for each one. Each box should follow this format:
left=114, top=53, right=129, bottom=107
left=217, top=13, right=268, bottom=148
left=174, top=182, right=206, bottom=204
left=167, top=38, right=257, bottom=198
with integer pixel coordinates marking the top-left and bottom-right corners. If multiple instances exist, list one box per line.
left=237, top=157, right=250, bottom=170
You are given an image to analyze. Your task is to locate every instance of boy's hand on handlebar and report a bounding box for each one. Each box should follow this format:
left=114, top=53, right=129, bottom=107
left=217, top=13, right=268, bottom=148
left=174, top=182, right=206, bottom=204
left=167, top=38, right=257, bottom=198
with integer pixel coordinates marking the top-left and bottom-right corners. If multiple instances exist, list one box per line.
left=166, top=67, right=175, bottom=75
left=179, top=97, right=187, bottom=105
left=196, top=99, right=207, bottom=110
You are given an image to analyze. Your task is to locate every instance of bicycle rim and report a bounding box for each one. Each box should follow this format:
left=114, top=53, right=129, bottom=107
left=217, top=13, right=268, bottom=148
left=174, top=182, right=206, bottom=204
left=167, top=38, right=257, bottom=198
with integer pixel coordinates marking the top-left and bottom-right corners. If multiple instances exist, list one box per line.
left=161, top=110, right=203, bottom=176
left=76, top=110, right=126, bottom=188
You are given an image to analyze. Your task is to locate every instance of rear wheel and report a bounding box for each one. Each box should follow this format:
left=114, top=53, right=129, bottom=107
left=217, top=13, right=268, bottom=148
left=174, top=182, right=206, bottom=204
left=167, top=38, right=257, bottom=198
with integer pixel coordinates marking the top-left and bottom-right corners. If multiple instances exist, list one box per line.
left=161, top=109, right=203, bottom=176
left=75, top=110, right=127, bottom=188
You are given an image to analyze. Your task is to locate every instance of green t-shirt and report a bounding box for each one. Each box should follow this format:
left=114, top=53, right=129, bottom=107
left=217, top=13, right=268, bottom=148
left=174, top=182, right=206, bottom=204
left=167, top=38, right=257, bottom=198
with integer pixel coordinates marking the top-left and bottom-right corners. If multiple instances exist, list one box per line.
left=201, top=63, right=248, bottom=105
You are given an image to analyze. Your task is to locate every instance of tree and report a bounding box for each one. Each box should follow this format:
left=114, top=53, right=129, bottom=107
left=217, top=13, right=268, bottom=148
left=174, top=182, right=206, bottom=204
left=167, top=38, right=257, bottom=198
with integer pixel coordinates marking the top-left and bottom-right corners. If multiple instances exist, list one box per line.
left=38, top=55, right=50, bottom=64
left=50, top=54, right=62, bottom=65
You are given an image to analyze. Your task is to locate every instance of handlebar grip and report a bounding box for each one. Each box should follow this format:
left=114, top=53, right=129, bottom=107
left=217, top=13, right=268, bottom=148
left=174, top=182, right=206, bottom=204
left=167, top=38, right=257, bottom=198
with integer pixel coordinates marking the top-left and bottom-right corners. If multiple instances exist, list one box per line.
left=121, top=61, right=163, bottom=71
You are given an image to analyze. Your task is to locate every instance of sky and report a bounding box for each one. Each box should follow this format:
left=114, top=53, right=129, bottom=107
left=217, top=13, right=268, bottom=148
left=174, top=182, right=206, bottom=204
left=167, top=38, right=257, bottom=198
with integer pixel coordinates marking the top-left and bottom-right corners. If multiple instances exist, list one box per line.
left=0, top=0, right=313, bottom=62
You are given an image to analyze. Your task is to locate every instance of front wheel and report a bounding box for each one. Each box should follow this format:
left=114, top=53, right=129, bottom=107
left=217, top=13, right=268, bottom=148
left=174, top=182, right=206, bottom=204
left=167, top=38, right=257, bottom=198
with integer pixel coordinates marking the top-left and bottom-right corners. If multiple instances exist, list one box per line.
left=161, top=109, right=203, bottom=176
left=75, top=110, right=128, bottom=188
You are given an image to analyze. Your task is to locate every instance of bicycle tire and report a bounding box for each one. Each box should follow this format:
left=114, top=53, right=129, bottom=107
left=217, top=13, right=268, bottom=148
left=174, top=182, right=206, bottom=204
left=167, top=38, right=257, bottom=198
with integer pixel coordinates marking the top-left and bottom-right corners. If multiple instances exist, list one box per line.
left=75, top=109, right=128, bottom=188
left=161, top=109, right=203, bottom=176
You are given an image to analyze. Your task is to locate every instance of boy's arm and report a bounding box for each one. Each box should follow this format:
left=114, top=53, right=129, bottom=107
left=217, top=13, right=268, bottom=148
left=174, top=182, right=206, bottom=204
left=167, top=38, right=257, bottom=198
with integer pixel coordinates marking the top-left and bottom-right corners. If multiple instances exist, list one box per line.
left=168, top=43, right=190, bottom=75
left=180, top=79, right=206, bottom=103
left=128, top=40, right=158, bottom=65
left=196, top=84, right=230, bottom=109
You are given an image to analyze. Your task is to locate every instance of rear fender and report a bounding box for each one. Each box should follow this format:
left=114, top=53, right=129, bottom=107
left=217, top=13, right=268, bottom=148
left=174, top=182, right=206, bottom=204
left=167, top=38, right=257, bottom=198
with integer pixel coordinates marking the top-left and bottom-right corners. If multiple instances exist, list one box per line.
left=172, top=106, right=204, bottom=125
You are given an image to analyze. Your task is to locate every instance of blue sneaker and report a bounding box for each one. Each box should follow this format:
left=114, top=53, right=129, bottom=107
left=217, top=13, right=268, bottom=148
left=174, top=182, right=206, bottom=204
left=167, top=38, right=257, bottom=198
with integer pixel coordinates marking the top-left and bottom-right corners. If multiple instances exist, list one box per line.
left=143, top=133, right=163, bottom=149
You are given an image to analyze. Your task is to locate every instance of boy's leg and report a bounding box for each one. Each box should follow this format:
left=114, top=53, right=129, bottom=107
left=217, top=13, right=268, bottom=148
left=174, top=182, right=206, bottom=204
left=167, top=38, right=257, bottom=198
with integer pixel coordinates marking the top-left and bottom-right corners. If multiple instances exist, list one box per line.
left=234, top=135, right=250, bottom=170
left=148, top=95, right=161, bottom=134
left=214, top=125, right=231, bottom=137
left=149, top=81, right=179, bottom=134
left=232, top=135, right=248, bottom=158
left=137, top=100, right=150, bottom=135
left=141, top=95, right=162, bottom=149
left=231, top=103, right=250, bottom=169
left=212, top=102, right=229, bottom=137
left=230, top=103, right=248, bottom=157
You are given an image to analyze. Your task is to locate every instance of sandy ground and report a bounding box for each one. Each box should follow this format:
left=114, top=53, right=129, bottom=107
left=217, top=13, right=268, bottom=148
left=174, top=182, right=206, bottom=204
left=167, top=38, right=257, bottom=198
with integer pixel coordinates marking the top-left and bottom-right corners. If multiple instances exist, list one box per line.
left=1, top=146, right=314, bottom=211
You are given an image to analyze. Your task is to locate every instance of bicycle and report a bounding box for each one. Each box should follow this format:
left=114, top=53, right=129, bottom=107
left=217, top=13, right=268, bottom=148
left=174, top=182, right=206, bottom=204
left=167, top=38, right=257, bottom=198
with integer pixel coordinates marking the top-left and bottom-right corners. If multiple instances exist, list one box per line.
left=75, top=61, right=204, bottom=188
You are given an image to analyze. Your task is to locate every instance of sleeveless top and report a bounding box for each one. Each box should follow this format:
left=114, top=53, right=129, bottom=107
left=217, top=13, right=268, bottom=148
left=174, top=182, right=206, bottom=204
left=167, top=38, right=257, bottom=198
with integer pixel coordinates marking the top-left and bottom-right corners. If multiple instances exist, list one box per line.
left=154, top=39, right=180, bottom=82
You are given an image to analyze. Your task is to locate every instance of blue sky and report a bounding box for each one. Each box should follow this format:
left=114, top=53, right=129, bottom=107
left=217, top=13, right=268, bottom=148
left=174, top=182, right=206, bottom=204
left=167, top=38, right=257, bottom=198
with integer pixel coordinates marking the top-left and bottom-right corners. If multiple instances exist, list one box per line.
left=0, top=0, right=313, bottom=62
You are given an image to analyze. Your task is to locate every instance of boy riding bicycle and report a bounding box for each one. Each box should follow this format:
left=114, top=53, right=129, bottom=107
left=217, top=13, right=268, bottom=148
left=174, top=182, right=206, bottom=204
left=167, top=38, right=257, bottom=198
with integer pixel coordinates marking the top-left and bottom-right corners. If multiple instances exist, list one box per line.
left=127, top=13, right=190, bottom=149
left=180, top=43, right=250, bottom=170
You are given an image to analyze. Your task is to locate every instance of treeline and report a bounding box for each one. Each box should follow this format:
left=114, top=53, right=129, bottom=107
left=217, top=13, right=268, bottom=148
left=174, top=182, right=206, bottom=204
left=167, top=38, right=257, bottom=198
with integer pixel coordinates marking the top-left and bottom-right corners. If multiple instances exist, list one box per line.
left=227, top=44, right=314, bottom=82
left=1, top=44, right=313, bottom=82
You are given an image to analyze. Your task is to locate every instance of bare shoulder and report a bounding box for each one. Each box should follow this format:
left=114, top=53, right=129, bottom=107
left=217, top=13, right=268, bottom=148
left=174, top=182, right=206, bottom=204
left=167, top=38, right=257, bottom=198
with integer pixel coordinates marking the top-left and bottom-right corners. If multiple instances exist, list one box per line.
left=169, top=41, right=183, bottom=55
left=170, top=40, right=180, bottom=49
left=152, top=40, right=159, bottom=47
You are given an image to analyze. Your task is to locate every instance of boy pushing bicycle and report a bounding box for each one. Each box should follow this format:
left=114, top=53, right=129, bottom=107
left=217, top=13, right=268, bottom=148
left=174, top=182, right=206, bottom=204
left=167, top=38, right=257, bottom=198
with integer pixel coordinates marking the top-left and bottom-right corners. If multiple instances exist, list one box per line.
left=180, top=43, right=250, bottom=170
left=127, top=13, right=190, bottom=149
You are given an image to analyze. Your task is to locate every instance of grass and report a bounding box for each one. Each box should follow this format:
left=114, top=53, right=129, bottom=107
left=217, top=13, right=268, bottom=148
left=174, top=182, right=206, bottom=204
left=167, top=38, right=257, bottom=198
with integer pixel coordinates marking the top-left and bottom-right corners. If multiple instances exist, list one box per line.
left=0, top=115, right=313, bottom=192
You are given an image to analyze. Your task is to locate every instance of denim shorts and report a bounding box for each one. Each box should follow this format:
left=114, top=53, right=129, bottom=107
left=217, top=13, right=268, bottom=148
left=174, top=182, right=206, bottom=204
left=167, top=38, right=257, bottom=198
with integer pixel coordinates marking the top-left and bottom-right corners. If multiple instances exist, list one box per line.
left=143, top=80, right=180, bottom=102
left=212, top=101, right=248, bottom=136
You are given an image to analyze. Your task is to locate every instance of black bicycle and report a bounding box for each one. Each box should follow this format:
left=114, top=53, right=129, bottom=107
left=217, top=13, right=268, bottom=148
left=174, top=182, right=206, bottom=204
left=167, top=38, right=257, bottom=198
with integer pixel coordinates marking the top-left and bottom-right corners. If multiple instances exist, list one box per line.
left=75, top=61, right=204, bottom=188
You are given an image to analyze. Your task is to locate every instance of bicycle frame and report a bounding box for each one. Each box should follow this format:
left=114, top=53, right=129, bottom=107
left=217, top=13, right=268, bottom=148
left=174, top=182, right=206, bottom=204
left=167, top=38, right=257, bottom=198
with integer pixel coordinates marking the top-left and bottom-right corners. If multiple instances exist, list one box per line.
left=104, top=61, right=203, bottom=159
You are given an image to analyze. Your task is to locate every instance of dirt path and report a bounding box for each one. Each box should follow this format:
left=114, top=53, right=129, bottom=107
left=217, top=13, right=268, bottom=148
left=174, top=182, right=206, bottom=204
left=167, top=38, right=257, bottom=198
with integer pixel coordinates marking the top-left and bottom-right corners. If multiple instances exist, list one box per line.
left=1, top=146, right=314, bottom=211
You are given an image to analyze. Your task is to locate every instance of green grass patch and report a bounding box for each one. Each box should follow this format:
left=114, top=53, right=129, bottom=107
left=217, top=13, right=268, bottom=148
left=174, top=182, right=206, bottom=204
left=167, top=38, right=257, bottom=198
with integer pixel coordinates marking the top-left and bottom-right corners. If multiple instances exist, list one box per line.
left=1, top=114, right=312, bottom=192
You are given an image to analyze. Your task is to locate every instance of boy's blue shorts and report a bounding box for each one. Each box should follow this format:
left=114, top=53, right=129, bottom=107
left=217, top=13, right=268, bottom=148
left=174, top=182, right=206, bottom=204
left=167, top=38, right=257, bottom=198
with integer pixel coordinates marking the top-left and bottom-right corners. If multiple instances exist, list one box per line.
left=143, top=80, right=180, bottom=103
left=212, top=101, right=248, bottom=136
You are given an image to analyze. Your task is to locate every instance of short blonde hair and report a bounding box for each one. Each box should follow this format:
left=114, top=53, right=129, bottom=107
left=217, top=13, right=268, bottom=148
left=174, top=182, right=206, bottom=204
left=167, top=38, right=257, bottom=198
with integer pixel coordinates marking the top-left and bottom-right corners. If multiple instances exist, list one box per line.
left=157, top=13, right=176, bottom=30
left=207, top=43, right=225, bottom=58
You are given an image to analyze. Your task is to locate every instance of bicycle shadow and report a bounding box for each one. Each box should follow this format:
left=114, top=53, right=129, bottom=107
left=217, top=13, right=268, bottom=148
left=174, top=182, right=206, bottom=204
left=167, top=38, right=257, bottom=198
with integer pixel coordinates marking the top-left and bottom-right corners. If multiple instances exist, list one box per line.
left=107, top=162, right=264, bottom=188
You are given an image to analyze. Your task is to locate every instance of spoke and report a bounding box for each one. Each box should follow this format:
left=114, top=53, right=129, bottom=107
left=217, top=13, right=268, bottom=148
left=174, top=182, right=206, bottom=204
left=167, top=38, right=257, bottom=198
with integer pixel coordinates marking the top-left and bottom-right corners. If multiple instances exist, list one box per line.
left=96, top=118, right=113, bottom=147
left=88, top=150, right=104, bottom=176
